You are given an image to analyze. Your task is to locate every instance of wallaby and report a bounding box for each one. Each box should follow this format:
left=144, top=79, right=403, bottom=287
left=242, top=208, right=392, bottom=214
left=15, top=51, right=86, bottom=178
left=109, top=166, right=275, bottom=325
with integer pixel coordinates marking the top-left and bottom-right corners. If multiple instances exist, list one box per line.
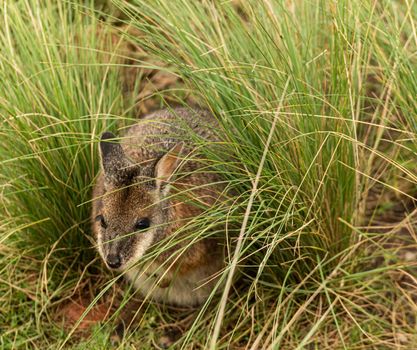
left=91, top=108, right=226, bottom=342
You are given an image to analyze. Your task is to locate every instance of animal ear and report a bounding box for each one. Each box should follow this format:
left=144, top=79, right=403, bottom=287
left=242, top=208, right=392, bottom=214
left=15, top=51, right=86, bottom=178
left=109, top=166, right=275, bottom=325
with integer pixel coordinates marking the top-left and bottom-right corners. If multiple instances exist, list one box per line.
left=155, top=143, right=184, bottom=189
left=99, top=131, right=138, bottom=186
left=100, top=132, right=121, bottom=160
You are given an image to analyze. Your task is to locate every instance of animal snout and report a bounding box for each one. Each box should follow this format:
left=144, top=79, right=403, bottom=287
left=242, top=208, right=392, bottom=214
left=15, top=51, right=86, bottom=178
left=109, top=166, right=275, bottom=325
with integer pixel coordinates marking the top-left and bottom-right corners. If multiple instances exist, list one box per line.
left=106, top=253, right=122, bottom=269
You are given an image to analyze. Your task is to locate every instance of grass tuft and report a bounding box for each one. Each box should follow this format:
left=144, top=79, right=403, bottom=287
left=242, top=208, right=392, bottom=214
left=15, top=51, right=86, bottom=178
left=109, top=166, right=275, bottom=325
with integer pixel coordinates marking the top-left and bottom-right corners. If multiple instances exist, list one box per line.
left=0, top=0, right=416, bottom=349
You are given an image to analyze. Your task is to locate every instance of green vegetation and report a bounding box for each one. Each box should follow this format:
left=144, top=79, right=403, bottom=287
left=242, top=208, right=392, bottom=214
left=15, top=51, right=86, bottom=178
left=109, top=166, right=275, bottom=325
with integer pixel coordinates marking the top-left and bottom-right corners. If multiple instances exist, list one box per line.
left=0, top=1, right=128, bottom=348
left=0, top=0, right=416, bottom=349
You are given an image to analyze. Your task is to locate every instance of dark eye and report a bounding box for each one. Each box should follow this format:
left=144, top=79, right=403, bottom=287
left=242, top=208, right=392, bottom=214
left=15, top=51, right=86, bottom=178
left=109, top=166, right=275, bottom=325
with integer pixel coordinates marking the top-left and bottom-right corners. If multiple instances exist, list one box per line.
left=95, top=215, right=107, bottom=229
left=134, top=218, right=150, bottom=231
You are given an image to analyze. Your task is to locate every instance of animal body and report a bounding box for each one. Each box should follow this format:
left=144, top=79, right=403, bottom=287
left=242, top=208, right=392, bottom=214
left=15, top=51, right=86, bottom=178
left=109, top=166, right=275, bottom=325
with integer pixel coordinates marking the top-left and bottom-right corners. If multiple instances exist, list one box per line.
left=91, top=108, right=225, bottom=307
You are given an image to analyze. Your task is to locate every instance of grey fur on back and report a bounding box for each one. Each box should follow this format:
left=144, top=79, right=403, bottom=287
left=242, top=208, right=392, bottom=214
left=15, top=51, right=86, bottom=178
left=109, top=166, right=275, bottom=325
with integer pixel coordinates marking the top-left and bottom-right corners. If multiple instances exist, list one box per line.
left=122, top=108, right=219, bottom=175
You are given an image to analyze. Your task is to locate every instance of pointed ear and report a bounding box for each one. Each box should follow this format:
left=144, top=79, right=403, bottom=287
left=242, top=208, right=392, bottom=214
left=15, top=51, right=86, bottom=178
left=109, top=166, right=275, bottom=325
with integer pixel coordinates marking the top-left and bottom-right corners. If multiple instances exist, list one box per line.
left=100, top=132, right=122, bottom=164
left=99, top=131, right=138, bottom=186
left=155, top=143, right=184, bottom=189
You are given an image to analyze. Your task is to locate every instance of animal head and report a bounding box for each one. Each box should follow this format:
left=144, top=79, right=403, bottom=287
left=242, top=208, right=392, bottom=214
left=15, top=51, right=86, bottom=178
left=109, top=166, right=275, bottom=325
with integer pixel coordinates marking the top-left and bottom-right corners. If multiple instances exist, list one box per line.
left=93, top=131, right=189, bottom=271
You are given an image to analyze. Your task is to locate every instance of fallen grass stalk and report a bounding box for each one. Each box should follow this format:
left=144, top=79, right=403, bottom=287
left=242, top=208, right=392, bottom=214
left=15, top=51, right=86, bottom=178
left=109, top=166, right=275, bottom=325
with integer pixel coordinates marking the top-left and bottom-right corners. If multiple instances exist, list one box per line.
left=210, top=78, right=291, bottom=349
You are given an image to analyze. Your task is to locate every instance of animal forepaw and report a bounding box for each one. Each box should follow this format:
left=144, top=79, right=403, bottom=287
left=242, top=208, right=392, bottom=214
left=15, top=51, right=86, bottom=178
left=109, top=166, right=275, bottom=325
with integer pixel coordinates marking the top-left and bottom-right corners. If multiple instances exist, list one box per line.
left=157, top=327, right=182, bottom=349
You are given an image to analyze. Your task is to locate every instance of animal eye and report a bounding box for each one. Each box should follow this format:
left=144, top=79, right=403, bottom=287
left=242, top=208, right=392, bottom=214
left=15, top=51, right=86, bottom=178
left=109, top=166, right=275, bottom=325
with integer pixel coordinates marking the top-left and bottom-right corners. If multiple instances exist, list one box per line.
left=134, top=218, right=150, bottom=231
left=95, top=215, right=107, bottom=229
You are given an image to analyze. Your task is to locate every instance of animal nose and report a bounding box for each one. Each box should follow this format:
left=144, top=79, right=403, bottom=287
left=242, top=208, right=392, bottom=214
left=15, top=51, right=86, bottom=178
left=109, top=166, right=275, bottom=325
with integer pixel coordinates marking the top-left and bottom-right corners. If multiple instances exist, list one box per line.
left=106, top=254, right=122, bottom=269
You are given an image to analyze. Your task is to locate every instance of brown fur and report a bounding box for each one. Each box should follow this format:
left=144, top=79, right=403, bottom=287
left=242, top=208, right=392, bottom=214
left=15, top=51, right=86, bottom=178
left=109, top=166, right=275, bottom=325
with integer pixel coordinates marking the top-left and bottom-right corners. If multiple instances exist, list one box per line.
left=92, top=108, right=226, bottom=307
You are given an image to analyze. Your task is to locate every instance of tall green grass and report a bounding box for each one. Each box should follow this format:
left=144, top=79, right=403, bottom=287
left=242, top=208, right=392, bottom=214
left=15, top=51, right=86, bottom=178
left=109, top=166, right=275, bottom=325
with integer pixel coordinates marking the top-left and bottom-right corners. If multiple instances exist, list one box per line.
left=114, top=0, right=417, bottom=348
left=0, top=0, right=416, bottom=349
left=0, top=1, right=133, bottom=347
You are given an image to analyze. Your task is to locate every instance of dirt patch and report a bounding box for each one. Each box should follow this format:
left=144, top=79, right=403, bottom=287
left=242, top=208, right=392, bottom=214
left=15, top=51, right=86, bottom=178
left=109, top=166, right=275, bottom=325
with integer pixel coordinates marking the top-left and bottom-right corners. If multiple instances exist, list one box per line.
left=57, top=295, right=113, bottom=334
